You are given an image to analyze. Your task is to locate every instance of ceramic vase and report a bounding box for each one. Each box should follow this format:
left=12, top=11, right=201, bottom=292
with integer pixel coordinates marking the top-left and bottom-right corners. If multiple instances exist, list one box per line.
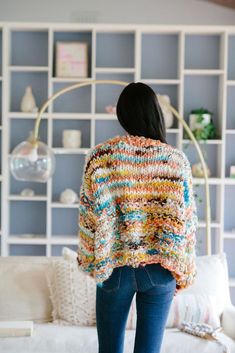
left=20, top=85, right=37, bottom=113
left=158, top=95, right=174, bottom=128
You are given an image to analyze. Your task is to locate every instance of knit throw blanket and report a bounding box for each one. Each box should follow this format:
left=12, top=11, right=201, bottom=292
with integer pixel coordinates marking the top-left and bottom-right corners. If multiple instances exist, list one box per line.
left=77, top=134, right=198, bottom=290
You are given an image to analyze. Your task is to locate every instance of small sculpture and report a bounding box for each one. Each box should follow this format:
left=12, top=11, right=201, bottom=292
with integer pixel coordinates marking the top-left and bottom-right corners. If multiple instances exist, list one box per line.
left=60, top=188, right=79, bottom=204
left=105, top=104, right=116, bottom=114
left=192, top=162, right=211, bottom=178
left=158, top=95, right=174, bottom=128
left=20, top=85, right=38, bottom=113
left=20, top=188, right=35, bottom=197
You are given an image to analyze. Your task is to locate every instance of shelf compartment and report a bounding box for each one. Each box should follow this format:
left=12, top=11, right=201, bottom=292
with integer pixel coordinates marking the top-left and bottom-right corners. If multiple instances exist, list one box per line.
left=51, top=244, right=77, bottom=256
left=95, top=72, right=134, bottom=114
left=53, top=31, right=92, bottom=78
left=10, top=30, right=48, bottom=67
left=225, top=134, right=235, bottom=177
left=10, top=71, right=48, bottom=112
left=9, top=173, right=47, bottom=196
left=224, top=186, right=235, bottom=232
left=96, top=31, right=135, bottom=69
left=52, top=82, right=91, bottom=113
left=183, top=75, right=221, bottom=136
left=228, top=35, right=235, bottom=80
left=141, top=33, right=179, bottom=80
left=166, top=132, right=177, bottom=148
left=9, top=118, right=47, bottom=153
left=184, top=34, right=221, bottom=70
left=192, top=184, right=219, bottom=223
left=95, top=119, right=126, bottom=145
left=9, top=244, right=46, bottom=256
left=52, top=154, right=85, bottom=202
left=195, top=228, right=218, bottom=256
left=230, top=288, right=235, bottom=305
left=183, top=142, right=222, bottom=178
left=9, top=201, right=47, bottom=236
left=52, top=119, right=91, bottom=148
left=226, top=86, right=235, bottom=129
left=224, top=239, right=235, bottom=278
left=52, top=208, right=78, bottom=237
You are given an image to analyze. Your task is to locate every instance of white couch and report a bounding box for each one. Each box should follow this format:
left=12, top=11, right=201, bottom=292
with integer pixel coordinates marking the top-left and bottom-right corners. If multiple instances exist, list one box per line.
left=0, top=253, right=235, bottom=353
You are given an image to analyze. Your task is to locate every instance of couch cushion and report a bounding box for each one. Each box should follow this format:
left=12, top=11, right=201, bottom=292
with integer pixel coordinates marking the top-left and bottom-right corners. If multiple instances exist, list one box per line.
left=0, top=323, right=234, bottom=353
left=0, top=256, right=59, bottom=323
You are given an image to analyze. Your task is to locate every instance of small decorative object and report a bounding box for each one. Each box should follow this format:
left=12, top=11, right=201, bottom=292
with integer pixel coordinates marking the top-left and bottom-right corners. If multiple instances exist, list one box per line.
left=192, top=162, right=211, bottom=178
left=56, top=42, right=88, bottom=78
left=20, top=86, right=38, bottom=113
left=60, top=188, right=79, bottom=204
left=62, top=130, right=82, bottom=148
left=20, top=188, right=35, bottom=197
left=188, top=107, right=216, bottom=140
left=230, top=165, right=235, bottom=178
left=179, top=321, right=228, bottom=353
left=105, top=104, right=116, bottom=114
left=158, top=94, right=174, bottom=128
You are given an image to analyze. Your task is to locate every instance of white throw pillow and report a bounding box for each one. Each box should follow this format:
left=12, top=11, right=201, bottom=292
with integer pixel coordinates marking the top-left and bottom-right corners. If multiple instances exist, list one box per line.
left=46, top=251, right=96, bottom=326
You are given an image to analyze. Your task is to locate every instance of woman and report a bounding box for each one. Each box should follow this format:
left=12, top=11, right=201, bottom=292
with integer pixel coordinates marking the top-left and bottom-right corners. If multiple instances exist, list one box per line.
left=77, top=82, right=198, bottom=353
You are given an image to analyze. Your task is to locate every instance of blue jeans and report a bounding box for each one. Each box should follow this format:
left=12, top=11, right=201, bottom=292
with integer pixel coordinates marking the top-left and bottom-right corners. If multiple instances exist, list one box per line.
left=96, top=263, right=176, bottom=353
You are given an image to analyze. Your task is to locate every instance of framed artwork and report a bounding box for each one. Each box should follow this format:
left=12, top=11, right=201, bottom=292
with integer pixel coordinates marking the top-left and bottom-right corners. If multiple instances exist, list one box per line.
left=56, top=41, right=88, bottom=78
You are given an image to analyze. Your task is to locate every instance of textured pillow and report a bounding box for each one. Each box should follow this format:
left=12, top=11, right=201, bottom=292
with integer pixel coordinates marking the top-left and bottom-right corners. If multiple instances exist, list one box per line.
left=47, top=247, right=135, bottom=328
left=46, top=251, right=96, bottom=326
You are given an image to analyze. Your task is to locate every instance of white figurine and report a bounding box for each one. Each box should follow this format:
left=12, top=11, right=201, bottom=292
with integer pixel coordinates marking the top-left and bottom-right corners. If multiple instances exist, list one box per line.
left=20, top=85, right=37, bottom=113
left=158, top=94, right=174, bottom=128
left=60, top=188, right=79, bottom=204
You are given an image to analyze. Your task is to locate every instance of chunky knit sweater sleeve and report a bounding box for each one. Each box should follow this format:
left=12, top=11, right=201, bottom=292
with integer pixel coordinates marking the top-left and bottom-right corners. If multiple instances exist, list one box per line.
left=176, top=154, right=198, bottom=289
left=77, top=149, right=97, bottom=275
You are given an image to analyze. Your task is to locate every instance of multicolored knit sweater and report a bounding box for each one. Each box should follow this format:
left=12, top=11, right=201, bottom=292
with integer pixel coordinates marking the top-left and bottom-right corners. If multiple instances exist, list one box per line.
left=77, top=134, right=198, bottom=289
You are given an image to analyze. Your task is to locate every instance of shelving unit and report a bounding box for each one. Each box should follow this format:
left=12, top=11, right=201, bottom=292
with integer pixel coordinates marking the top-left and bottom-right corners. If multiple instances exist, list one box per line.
left=0, top=23, right=235, bottom=304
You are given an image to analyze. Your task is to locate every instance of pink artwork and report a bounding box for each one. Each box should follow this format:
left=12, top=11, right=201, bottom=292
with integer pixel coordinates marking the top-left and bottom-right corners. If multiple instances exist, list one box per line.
left=56, top=42, right=88, bottom=78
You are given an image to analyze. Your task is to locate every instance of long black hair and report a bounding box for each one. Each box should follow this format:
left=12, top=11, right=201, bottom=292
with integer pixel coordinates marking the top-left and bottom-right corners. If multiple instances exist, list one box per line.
left=116, top=82, right=167, bottom=143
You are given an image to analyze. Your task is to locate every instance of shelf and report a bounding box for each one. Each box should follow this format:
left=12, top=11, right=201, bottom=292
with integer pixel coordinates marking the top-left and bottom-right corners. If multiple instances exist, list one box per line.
left=184, top=69, right=224, bottom=75
left=9, top=66, right=49, bottom=72
left=95, top=67, right=135, bottom=74
left=8, top=236, right=47, bottom=244
left=51, top=77, right=94, bottom=83
left=8, top=112, right=49, bottom=119
left=141, top=79, right=180, bottom=85
left=224, top=178, right=235, bottom=185
left=193, top=178, right=221, bottom=185
left=198, top=221, right=220, bottom=228
left=52, top=148, right=89, bottom=155
left=183, top=139, right=222, bottom=144
left=8, top=195, right=47, bottom=201
left=51, top=202, right=79, bottom=208
left=50, top=236, right=78, bottom=245
left=226, top=129, right=235, bottom=134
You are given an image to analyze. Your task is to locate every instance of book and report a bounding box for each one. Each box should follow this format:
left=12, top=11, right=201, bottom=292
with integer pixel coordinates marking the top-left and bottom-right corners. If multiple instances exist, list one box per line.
left=0, top=321, right=33, bottom=337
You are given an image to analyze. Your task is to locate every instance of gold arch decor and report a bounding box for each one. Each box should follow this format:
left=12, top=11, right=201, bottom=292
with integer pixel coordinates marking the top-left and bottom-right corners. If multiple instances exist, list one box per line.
left=31, top=79, right=212, bottom=255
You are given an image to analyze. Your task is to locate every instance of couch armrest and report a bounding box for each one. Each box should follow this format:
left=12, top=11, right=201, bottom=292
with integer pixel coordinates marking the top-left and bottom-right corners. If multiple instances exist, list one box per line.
left=221, top=305, right=235, bottom=341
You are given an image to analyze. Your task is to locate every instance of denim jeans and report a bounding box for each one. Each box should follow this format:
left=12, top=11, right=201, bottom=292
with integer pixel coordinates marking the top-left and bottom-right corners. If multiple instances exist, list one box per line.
left=96, top=263, right=176, bottom=353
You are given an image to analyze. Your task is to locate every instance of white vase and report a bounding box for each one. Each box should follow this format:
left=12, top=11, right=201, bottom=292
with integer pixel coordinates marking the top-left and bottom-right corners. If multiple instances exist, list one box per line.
left=62, top=130, right=82, bottom=148
left=20, top=85, right=37, bottom=113
left=158, top=95, right=174, bottom=128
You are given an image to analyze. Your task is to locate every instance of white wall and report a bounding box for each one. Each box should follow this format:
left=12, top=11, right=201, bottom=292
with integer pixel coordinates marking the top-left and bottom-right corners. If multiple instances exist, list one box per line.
left=1, top=0, right=235, bottom=24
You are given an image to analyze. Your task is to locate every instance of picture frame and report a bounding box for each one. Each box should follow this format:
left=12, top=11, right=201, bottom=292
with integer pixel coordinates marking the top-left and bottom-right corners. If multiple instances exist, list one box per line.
left=55, top=41, right=88, bottom=78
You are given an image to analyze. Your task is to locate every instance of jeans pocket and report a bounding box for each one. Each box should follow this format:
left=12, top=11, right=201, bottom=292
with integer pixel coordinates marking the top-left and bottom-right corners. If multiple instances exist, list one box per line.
left=144, top=263, right=175, bottom=287
left=98, top=267, right=122, bottom=293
